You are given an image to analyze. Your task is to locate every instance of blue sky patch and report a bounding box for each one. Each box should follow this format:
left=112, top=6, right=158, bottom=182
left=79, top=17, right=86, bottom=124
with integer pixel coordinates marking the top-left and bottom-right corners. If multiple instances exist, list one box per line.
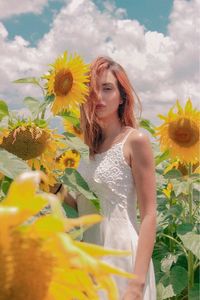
left=2, top=0, right=173, bottom=47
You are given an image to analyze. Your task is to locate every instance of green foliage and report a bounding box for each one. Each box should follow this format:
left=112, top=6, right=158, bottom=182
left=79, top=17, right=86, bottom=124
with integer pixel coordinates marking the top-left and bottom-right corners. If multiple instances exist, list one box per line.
left=178, top=232, right=200, bottom=260
left=60, top=168, right=100, bottom=213
left=60, top=110, right=80, bottom=127
left=63, top=131, right=89, bottom=159
left=0, top=148, right=30, bottom=179
left=0, top=100, right=9, bottom=121
left=139, top=118, right=156, bottom=135
left=13, top=77, right=41, bottom=86
left=62, top=202, right=78, bottom=218
left=23, top=97, right=41, bottom=118
left=153, top=156, right=200, bottom=299
left=155, top=149, right=170, bottom=166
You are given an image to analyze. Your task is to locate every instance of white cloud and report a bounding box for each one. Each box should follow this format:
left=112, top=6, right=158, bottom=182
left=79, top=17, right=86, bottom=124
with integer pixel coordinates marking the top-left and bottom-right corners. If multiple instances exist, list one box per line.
left=0, top=0, right=199, bottom=127
left=0, top=0, right=49, bottom=19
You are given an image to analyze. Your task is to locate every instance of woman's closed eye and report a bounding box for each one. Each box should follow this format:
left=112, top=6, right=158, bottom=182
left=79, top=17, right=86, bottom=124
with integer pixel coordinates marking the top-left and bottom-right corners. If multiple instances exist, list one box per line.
left=103, top=87, right=112, bottom=91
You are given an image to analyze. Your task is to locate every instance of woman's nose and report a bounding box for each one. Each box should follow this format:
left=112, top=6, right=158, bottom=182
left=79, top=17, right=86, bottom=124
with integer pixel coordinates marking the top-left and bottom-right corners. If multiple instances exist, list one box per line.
left=96, top=91, right=104, bottom=103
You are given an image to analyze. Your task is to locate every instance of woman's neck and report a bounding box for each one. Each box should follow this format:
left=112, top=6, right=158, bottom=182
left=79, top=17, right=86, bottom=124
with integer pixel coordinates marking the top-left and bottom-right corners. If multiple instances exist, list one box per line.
left=100, top=120, right=123, bottom=140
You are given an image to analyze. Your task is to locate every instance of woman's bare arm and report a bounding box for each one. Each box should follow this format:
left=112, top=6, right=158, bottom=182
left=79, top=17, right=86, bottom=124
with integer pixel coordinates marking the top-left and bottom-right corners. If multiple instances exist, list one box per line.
left=50, top=183, right=78, bottom=211
left=129, top=131, right=157, bottom=286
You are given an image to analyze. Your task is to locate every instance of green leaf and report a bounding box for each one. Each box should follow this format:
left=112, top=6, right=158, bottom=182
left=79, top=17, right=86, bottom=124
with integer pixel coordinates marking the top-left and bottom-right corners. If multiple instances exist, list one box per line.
left=34, top=119, right=47, bottom=128
left=23, top=97, right=40, bottom=117
left=13, top=77, right=40, bottom=85
left=0, top=148, right=30, bottom=179
left=178, top=232, right=200, bottom=259
left=0, top=100, right=9, bottom=121
left=62, top=202, right=78, bottom=218
left=60, top=110, right=80, bottom=127
left=177, top=223, right=194, bottom=235
left=153, top=258, right=164, bottom=282
left=139, top=118, right=156, bottom=135
left=172, top=181, right=189, bottom=197
left=164, top=204, right=183, bottom=219
left=60, top=168, right=100, bottom=212
left=44, top=94, right=55, bottom=103
left=156, top=282, right=175, bottom=300
left=170, top=266, right=188, bottom=295
left=161, top=253, right=178, bottom=272
left=189, top=283, right=200, bottom=300
left=193, top=187, right=200, bottom=202
left=157, top=266, right=188, bottom=298
left=1, top=176, right=13, bottom=195
left=163, top=168, right=182, bottom=179
left=63, top=132, right=89, bottom=159
left=155, top=149, right=170, bottom=166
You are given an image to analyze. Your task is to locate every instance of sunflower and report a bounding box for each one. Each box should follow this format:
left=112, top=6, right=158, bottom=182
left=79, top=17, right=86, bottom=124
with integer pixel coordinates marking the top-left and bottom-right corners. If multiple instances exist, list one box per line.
left=154, top=98, right=200, bottom=165
left=0, top=120, right=65, bottom=191
left=0, top=124, right=51, bottom=160
left=0, top=171, right=135, bottom=300
left=58, top=149, right=80, bottom=171
left=43, top=51, right=90, bottom=115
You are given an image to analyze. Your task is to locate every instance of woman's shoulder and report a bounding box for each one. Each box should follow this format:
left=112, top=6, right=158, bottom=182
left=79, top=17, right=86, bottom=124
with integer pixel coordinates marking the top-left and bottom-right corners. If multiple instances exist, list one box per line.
left=127, top=127, right=149, bottom=143
left=125, top=127, right=151, bottom=158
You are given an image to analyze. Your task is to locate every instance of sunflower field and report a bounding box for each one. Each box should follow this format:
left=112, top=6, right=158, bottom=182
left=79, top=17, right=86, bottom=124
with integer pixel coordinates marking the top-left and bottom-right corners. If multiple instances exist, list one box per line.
left=0, top=50, right=199, bottom=300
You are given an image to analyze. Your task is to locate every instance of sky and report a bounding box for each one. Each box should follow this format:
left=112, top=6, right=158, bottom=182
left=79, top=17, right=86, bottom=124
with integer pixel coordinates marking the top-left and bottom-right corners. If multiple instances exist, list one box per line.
left=0, top=0, right=199, bottom=129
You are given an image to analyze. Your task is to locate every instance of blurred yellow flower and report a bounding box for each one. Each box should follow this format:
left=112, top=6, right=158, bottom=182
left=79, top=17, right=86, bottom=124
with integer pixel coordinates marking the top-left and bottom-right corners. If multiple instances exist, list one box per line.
left=155, top=98, right=200, bottom=165
left=44, top=51, right=89, bottom=115
left=0, top=171, right=135, bottom=300
left=162, top=182, right=173, bottom=198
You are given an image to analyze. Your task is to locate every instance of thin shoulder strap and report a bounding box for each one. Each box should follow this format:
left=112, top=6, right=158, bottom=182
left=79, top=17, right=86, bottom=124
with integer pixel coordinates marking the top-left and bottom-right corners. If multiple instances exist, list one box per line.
left=121, top=128, right=134, bottom=146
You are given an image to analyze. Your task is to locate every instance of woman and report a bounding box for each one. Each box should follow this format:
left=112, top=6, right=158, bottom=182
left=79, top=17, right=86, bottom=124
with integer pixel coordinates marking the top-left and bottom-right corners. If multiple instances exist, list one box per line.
left=66, top=56, right=157, bottom=300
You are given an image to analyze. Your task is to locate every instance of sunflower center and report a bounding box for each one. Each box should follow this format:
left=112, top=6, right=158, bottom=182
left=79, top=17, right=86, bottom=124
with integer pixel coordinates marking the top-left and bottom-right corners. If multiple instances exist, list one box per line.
left=0, top=127, right=50, bottom=160
left=64, top=158, right=75, bottom=168
left=169, top=118, right=199, bottom=147
left=54, top=69, right=73, bottom=96
left=1, top=230, right=54, bottom=300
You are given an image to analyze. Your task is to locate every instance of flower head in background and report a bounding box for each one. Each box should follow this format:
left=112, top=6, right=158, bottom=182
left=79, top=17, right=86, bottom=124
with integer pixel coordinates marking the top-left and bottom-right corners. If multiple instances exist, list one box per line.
left=155, top=98, right=200, bottom=165
left=0, top=119, right=65, bottom=191
left=58, top=149, right=80, bottom=171
left=44, top=51, right=90, bottom=115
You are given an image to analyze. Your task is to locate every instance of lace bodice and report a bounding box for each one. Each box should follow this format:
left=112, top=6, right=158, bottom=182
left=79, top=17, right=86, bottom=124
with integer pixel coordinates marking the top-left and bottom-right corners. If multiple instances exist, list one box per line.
left=77, top=128, right=138, bottom=228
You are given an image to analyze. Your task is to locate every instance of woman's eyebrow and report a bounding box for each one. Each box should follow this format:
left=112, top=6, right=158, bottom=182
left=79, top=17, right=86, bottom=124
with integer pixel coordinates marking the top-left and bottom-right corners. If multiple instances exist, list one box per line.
left=102, top=82, right=114, bottom=86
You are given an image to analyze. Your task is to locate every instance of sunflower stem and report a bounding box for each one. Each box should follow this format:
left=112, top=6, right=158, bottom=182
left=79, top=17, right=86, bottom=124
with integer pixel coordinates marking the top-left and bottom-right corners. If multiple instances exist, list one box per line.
left=160, top=233, right=187, bottom=257
left=41, top=107, right=46, bottom=119
left=169, top=196, right=174, bottom=252
left=187, top=163, right=194, bottom=291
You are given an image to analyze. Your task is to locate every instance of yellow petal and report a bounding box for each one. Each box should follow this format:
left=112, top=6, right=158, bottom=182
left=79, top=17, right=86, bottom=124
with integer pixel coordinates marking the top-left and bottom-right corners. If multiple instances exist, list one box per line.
left=74, top=240, right=132, bottom=258
left=64, top=214, right=103, bottom=231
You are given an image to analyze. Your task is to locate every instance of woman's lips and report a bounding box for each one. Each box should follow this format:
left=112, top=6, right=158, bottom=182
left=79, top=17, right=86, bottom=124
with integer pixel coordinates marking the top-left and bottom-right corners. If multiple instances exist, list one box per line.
left=96, top=104, right=106, bottom=109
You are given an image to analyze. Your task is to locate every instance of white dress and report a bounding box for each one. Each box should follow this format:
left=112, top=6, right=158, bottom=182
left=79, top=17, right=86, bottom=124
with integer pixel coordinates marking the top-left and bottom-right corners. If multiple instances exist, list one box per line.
left=76, top=127, right=157, bottom=300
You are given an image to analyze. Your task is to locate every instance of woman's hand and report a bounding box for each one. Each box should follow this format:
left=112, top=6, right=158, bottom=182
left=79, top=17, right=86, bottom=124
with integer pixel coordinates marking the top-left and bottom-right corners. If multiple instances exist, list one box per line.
left=122, top=279, right=144, bottom=300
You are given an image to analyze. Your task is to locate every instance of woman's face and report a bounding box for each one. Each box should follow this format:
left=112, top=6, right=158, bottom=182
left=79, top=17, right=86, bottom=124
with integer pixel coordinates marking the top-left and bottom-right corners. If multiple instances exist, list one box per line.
left=95, top=69, right=121, bottom=119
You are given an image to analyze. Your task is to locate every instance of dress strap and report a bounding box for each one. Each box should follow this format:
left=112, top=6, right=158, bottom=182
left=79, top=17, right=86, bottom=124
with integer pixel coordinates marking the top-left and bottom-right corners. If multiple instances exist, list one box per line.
left=121, top=128, right=134, bottom=146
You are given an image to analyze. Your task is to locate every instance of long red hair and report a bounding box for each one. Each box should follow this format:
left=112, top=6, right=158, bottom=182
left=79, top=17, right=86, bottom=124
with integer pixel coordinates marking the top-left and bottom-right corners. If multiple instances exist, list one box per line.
left=80, top=56, right=142, bottom=158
